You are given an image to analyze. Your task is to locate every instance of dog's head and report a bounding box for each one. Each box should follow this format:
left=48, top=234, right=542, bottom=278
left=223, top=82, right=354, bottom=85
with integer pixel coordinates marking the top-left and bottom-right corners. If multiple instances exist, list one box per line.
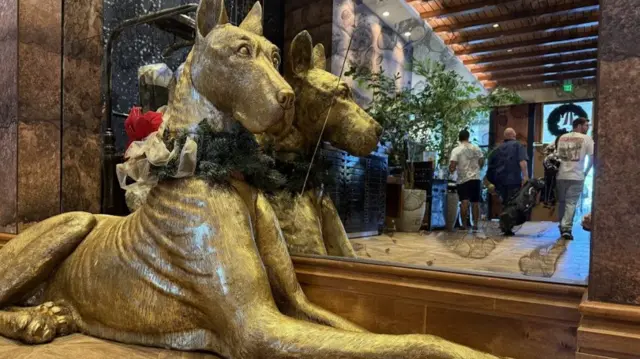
left=190, top=0, right=293, bottom=136
left=286, top=31, right=382, bottom=157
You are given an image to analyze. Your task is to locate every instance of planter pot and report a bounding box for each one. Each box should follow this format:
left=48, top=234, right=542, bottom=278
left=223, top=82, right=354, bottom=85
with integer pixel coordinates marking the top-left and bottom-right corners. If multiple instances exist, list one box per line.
left=446, top=191, right=460, bottom=231
left=398, top=188, right=427, bottom=232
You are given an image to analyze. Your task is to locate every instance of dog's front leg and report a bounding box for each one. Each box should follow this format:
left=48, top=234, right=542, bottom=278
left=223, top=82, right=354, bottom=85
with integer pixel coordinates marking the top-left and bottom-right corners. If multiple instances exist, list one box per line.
left=251, top=192, right=367, bottom=332
left=317, top=193, right=357, bottom=258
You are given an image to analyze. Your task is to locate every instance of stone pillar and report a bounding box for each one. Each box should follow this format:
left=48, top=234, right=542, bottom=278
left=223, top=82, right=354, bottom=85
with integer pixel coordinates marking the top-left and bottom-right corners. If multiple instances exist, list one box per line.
left=0, top=0, right=103, bottom=234
left=0, top=0, right=19, bottom=233
left=61, top=0, right=103, bottom=214
left=590, top=0, right=640, bottom=306
left=577, top=0, right=640, bottom=357
left=16, top=0, right=63, bottom=231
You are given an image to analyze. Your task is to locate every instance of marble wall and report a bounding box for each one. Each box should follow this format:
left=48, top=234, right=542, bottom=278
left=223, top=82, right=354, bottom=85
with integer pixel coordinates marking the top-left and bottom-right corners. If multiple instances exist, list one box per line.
left=0, top=0, right=18, bottom=233
left=62, top=0, right=104, bottom=215
left=590, top=0, right=640, bottom=305
left=0, top=0, right=103, bottom=233
left=16, top=0, right=62, bottom=231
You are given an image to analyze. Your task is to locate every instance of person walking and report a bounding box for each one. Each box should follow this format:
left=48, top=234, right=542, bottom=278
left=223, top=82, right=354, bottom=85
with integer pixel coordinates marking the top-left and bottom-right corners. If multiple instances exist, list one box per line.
left=556, top=117, right=594, bottom=240
left=487, top=128, right=529, bottom=204
left=449, top=129, right=484, bottom=231
left=486, top=128, right=529, bottom=235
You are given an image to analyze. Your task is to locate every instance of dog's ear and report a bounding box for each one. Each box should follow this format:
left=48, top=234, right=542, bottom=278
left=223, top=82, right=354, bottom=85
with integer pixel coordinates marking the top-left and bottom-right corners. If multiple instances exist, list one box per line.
left=312, top=43, right=327, bottom=70
left=239, top=2, right=263, bottom=35
left=196, top=0, right=229, bottom=39
left=290, top=31, right=313, bottom=76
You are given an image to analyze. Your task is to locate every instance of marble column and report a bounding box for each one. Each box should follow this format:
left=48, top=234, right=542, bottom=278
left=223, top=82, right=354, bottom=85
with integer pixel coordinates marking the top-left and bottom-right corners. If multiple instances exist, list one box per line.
left=590, top=0, right=640, bottom=304
left=17, top=0, right=62, bottom=231
left=0, top=0, right=18, bottom=234
left=62, top=0, right=103, bottom=213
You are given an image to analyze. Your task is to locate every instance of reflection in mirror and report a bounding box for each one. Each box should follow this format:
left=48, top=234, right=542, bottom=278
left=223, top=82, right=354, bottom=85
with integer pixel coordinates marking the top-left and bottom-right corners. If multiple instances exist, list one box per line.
left=289, top=0, right=596, bottom=286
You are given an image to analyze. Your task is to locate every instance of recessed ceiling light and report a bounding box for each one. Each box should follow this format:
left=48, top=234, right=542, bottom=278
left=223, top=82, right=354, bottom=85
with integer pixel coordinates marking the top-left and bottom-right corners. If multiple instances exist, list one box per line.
left=527, top=84, right=532, bottom=87
left=493, top=23, right=500, bottom=28
left=382, top=11, right=390, bottom=17
left=404, top=32, right=412, bottom=37
left=507, top=49, right=513, bottom=52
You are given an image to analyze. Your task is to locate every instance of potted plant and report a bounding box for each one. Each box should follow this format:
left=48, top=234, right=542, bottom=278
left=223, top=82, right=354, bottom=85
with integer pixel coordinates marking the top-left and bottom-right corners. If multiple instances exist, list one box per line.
left=347, top=59, right=521, bottom=232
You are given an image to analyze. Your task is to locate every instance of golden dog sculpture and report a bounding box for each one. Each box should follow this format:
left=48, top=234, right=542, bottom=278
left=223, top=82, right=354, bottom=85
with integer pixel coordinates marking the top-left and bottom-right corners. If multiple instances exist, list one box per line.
left=268, top=30, right=383, bottom=258
left=0, top=1, right=506, bottom=358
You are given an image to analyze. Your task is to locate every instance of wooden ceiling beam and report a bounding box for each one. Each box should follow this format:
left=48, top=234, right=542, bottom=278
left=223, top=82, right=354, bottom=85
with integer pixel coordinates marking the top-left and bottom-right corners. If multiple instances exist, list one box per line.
left=470, top=50, right=598, bottom=73
left=484, top=69, right=597, bottom=88
left=415, top=0, right=515, bottom=19
left=456, top=27, right=599, bottom=55
left=463, top=39, right=598, bottom=65
left=432, top=0, right=599, bottom=32
left=507, top=77, right=596, bottom=90
left=476, top=60, right=598, bottom=81
left=445, top=13, right=599, bottom=45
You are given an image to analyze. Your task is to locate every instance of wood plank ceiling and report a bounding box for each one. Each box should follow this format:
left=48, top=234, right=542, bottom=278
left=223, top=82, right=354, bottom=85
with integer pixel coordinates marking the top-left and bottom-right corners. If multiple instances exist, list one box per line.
left=407, top=0, right=599, bottom=90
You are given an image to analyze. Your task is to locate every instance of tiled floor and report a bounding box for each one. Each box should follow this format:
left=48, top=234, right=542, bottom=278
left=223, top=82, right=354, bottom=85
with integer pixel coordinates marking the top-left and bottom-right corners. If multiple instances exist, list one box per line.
left=349, top=221, right=590, bottom=285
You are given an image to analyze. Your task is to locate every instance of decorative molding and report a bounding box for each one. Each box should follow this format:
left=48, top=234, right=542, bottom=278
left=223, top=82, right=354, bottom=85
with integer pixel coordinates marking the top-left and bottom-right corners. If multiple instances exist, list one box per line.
left=578, top=296, right=640, bottom=358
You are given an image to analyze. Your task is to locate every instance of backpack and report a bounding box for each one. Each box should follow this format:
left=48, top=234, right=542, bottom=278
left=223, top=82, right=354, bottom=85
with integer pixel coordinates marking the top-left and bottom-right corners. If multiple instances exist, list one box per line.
left=499, top=178, right=546, bottom=233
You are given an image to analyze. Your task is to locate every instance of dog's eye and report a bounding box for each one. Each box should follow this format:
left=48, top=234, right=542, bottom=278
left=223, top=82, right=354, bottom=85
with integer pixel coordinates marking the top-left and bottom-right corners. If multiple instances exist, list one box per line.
left=272, top=54, right=281, bottom=68
left=237, top=45, right=251, bottom=57
left=339, top=85, right=351, bottom=98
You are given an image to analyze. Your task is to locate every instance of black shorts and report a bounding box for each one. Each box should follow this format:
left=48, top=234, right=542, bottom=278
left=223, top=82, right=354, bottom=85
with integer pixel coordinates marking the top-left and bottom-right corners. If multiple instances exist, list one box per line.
left=457, top=180, right=481, bottom=203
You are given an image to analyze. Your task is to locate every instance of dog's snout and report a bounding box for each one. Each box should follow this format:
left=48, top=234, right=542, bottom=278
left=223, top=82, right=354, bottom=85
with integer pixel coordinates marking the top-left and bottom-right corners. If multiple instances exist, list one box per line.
left=277, top=89, right=294, bottom=110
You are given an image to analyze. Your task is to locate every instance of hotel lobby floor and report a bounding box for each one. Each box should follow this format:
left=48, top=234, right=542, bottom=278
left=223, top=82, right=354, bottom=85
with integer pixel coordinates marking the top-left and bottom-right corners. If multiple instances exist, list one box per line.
left=349, top=221, right=590, bottom=285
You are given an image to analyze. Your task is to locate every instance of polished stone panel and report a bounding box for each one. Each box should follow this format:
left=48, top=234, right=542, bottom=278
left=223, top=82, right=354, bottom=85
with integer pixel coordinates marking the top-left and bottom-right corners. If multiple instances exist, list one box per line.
left=17, top=0, right=62, bottom=230
left=0, top=0, right=18, bottom=234
left=61, top=0, right=103, bottom=213
left=590, top=0, right=640, bottom=305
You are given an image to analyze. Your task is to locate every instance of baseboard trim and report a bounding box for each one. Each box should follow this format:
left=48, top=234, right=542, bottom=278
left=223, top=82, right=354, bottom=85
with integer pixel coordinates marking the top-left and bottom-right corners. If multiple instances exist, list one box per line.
left=578, top=296, right=640, bottom=359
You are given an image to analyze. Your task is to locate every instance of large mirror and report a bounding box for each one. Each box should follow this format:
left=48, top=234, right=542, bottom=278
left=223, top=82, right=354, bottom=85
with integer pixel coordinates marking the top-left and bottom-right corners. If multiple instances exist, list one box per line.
left=105, top=0, right=597, bottom=287
left=281, top=0, right=597, bottom=286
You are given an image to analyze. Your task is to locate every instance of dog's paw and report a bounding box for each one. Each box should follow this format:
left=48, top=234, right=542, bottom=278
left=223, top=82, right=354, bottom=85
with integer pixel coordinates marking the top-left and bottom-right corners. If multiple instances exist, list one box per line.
left=9, top=302, right=75, bottom=344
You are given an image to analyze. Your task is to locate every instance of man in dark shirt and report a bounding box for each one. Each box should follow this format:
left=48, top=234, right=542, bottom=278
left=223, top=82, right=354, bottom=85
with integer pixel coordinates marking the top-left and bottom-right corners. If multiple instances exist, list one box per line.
left=487, top=128, right=530, bottom=208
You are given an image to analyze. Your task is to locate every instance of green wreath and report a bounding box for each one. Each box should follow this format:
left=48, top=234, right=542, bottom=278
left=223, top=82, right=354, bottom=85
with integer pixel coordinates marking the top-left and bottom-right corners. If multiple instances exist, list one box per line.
left=546, top=104, right=589, bottom=137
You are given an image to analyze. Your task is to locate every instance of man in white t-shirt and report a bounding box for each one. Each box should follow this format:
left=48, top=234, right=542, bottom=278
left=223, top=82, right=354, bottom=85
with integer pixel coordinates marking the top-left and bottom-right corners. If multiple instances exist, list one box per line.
left=556, top=117, right=594, bottom=240
left=449, top=129, right=485, bottom=231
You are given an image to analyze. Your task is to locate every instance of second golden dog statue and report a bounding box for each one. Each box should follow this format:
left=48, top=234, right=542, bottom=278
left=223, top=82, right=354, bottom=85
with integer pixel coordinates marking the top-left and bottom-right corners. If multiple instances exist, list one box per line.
left=267, top=30, right=383, bottom=258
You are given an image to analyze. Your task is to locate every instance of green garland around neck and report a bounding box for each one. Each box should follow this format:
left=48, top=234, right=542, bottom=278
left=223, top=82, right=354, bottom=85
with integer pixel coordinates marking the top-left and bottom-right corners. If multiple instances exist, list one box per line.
left=150, top=121, right=285, bottom=192
left=272, top=154, right=334, bottom=194
left=150, top=120, right=336, bottom=194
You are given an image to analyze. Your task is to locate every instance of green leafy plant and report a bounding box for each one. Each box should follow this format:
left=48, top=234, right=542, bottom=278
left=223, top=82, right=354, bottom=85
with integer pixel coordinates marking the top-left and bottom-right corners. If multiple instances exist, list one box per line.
left=347, top=59, right=522, bottom=188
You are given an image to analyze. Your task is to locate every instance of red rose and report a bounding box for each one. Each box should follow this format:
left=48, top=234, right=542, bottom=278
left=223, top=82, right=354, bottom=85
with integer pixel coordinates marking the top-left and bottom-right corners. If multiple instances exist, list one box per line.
left=125, top=107, right=163, bottom=150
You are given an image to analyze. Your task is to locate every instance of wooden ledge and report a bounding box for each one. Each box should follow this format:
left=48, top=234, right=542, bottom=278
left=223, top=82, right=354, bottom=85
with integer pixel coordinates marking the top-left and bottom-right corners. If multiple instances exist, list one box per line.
left=580, top=299, right=640, bottom=324
left=293, top=256, right=585, bottom=326
left=578, top=294, right=640, bottom=358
